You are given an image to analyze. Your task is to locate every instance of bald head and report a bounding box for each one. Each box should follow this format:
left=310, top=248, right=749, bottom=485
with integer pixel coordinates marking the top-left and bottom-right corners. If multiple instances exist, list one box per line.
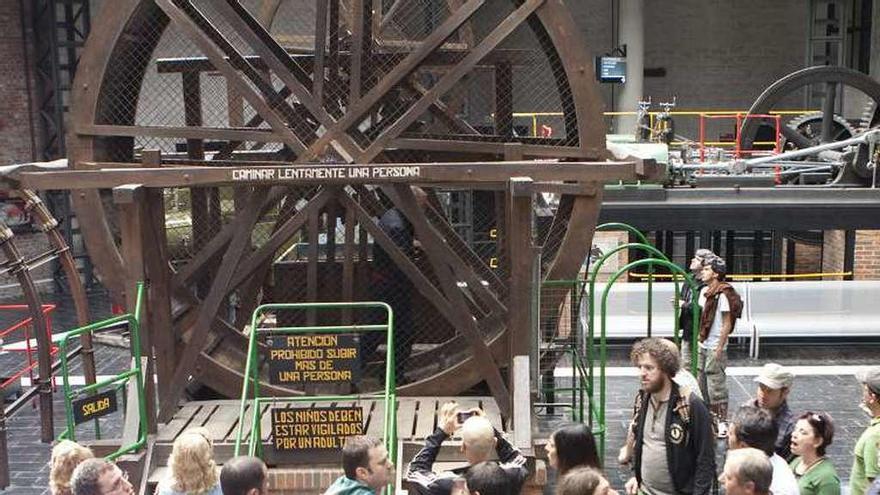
left=460, top=416, right=496, bottom=463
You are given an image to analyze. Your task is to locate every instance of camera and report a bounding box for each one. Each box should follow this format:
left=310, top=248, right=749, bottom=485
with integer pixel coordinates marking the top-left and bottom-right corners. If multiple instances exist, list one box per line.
left=457, top=411, right=475, bottom=423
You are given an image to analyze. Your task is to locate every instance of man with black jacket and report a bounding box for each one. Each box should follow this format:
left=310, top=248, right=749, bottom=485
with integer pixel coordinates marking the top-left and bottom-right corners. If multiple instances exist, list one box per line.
left=405, top=402, right=528, bottom=495
left=678, top=249, right=713, bottom=369
left=624, top=338, right=716, bottom=495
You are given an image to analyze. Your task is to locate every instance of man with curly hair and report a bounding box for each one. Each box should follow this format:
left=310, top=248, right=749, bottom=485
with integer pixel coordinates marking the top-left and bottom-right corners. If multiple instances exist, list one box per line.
left=623, top=338, right=715, bottom=495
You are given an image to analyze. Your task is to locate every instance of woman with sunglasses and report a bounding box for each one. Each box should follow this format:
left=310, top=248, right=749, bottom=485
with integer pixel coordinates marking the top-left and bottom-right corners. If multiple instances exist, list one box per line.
left=789, top=412, right=840, bottom=495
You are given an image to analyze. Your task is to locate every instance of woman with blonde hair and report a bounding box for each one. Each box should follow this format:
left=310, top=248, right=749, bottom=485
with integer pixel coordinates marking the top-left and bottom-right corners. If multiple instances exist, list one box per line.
left=50, top=440, right=94, bottom=495
left=157, top=427, right=222, bottom=495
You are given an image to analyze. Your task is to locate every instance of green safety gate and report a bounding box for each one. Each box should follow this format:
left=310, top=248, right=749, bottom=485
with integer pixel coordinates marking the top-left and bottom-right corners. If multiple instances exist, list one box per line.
left=539, top=223, right=700, bottom=457
left=597, top=257, right=700, bottom=455
left=234, top=302, right=397, bottom=464
left=58, top=282, right=147, bottom=461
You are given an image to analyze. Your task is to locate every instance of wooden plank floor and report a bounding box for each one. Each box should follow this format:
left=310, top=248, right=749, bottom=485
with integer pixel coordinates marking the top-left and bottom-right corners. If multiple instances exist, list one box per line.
left=152, top=397, right=507, bottom=462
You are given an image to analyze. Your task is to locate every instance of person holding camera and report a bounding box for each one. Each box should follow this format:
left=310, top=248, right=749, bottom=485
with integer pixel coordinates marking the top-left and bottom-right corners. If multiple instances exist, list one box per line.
left=405, top=402, right=528, bottom=495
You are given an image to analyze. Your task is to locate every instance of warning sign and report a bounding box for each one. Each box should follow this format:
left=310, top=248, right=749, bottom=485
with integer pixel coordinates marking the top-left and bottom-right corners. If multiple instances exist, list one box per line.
left=267, top=334, right=361, bottom=385
left=72, top=389, right=118, bottom=425
left=271, top=406, right=365, bottom=452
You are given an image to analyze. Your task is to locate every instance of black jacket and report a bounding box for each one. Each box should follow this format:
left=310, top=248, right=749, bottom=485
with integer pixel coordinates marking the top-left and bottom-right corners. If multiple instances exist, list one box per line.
left=678, top=281, right=706, bottom=340
left=747, top=398, right=795, bottom=461
left=405, top=428, right=528, bottom=495
left=631, top=382, right=716, bottom=495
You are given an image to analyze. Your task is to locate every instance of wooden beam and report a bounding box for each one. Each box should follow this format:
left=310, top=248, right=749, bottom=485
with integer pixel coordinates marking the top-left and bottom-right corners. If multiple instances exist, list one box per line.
left=154, top=49, right=542, bottom=74
left=114, top=184, right=158, bottom=434
left=306, top=202, right=319, bottom=325
left=359, top=0, right=545, bottom=162
left=172, top=187, right=292, bottom=287
left=402, top=79, right=480, bottom=135
left=336, top=192, right=453, bottom=317
left=154, top=0, right=308, bottom=154
left=228, top=188, right=334, bottom=291
left=381, top=187, right=504, bottom=316
left=299, top=0, right=485, bottom=161
left=211, top=0, right=362, bottom=161
left=23, top=160, right=652, bottom=190
left=350, top=0, right=365, bottom=102
left=313, top=0, right=329, bottom=101
left=141, top=154, right=176, bottom=396
left=77, top=124, right=282, bottom=143
left=543, top=190, right=602, bottom=283
left=390, top=137, right=603, bottom=159
left=342, top=204, right=356, bottom=324
left=494, top=61, right=513, bottom=137
left=388, top=184, right=511, bottom=415
left=158, top=187, right=268, bottom=421
left=506, top=178, right=533, bottom=362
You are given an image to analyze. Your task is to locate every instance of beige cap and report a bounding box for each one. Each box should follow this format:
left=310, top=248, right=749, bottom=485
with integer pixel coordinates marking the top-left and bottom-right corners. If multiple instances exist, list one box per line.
left=856, top=367, right=880, bottom=394
left=754, top=363, right=794, bottom=389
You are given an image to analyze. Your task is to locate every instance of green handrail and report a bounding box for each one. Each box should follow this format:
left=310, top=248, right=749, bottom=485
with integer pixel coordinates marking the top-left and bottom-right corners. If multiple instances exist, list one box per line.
left=595, top=224, right=655, bottom=336
left=234, top=302, right=397, bottom=468
left=599, top=258, right=699, bottom=456
left=57, top=282, right=147, bottom=461
left=596, top=223, right=649, bottom=245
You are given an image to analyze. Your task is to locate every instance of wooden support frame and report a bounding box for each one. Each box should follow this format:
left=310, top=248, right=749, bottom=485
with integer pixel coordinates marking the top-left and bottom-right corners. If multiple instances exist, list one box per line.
left=155, top=0, right=309, bottom=155
left=22, top=160, right=654, bottom=190
left=387, top=184, right=511, bottom=415
left=358, top=0, right=545, bottom=162
left=52, top=0, right=645, bottom=414
left=211, top=0, right=362, bottom=161
left=300, top=0, right=485, bottom=161
left=158, top=187, right=268, bottom=422
left=140, top=152, right=176, bottom=396
left=113, top=184, right=158, bottom=434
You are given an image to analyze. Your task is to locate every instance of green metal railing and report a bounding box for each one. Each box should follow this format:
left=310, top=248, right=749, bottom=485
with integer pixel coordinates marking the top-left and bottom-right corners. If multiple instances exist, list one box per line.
left=58, top=282, right=147, bottom=461
left=234, top=302, right=397, bottom=465
left=538, top=279, right=604, bottom=448
left=539, top=223, right=701, bottom=457
left=595, top=223, right=656, bottom=335
left=598, top=258, right=699, bottom=455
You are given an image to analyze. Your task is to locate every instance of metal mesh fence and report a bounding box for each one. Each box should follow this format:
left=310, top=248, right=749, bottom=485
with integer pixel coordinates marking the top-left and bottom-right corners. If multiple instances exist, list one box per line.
left=78, top=0, right=590, bottom=390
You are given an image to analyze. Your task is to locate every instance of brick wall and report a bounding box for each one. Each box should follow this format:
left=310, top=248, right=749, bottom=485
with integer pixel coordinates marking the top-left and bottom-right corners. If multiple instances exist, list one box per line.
left=854, top=230, right=880, bottom=280
left=791, top=241, right=821, bottom=275
left=822, top=230, right=846, bottom=278
left=591, top=231, right=629, bottom=281
left=820, top=230, right=880, bottom=281
left=564, top=0, right=809, bottom=137
left=0, top=0, right=38, bottom=164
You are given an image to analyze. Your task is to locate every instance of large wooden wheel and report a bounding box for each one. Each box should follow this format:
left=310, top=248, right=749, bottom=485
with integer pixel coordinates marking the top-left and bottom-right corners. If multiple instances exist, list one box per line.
left=67, top=0, right=615, bottom=417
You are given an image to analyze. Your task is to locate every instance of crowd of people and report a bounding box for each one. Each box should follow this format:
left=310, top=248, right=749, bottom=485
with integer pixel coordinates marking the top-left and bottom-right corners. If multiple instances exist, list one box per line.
left=43, top=249, right=880, bottom=495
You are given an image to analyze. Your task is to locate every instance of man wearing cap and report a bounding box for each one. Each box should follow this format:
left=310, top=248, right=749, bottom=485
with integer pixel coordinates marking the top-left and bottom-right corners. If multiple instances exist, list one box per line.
left=697, top=256, right=741, bottom=435
left=851, top=367, right=880, bottom=495
left=677, top=249, right=713, bottom=370
left=747, top=363, right=796, bottom=461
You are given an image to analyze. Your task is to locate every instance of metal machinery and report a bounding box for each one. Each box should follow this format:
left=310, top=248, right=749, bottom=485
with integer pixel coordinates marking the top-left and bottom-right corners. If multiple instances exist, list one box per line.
left=4, top=0, right=662, bottom=433
left=666, top=66, right=880, bottom=188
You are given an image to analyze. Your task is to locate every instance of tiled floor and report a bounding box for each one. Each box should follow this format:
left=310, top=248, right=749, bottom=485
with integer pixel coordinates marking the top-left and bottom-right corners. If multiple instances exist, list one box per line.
left=2, top=293, right=878, bottom=493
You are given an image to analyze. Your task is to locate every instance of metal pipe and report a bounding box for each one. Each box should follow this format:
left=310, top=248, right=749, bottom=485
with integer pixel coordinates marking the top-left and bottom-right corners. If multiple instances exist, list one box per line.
left=0, top=405, right=7, bottom=489
left=692, top=166, right=833, bottom=179
left=744, top=129, right=880, bottom=166
left=674, top=161, right=841, bottom=171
